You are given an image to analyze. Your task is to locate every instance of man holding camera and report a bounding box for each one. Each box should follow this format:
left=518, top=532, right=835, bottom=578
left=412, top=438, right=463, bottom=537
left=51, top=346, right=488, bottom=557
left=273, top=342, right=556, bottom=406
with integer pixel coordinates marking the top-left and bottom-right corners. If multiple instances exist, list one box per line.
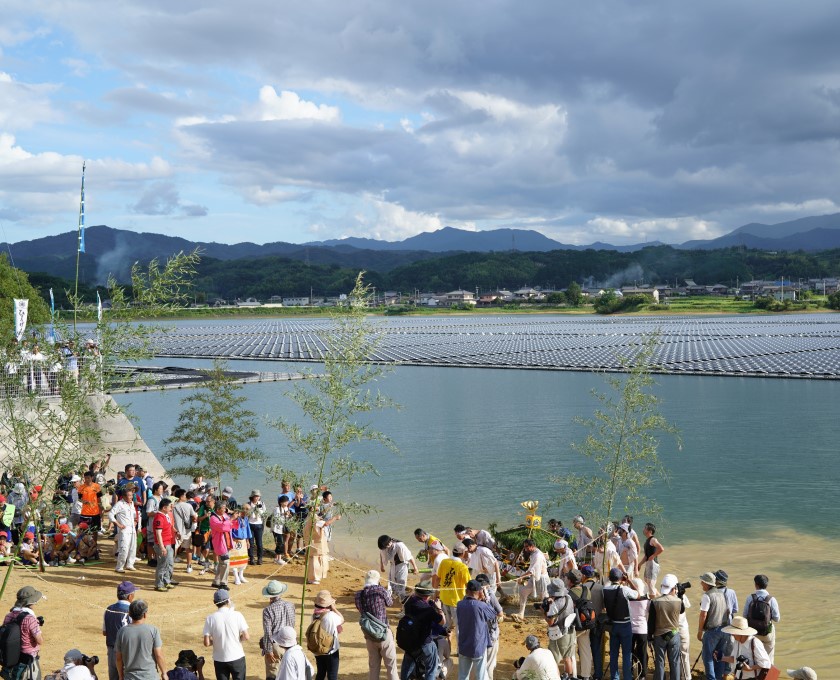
left=717, top=616, right=771, bottom=679
left=543, top=580, right=577, bottom=680
left=51, top=650, right=97, bottom=680
left=603, top=567, right=639, bottom=680
left=455, top=580, right=499, bottom=680
left=648, top=574, right=683, bottom=680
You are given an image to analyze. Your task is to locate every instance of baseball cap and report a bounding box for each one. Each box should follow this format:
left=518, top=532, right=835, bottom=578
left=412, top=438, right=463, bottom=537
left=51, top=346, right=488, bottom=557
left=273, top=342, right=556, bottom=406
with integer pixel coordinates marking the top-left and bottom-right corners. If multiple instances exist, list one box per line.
left=618, top=523, right=631, bottom=533
left=660, top=574, right=678, bottom=595
left=117, top=581, right=139, bottom=595
left=581, top=565, right=595, bottom=577
left=609, top=567, right=624, bottom=582
left=222, top=486, right=233, bottom=496
left=524, top=635, right=540, bottom=650
left=465, top=579, right=482, bottom=592
left=213, top=589, right=230, bottom=605
left=64, top=649, right=84, bottom=663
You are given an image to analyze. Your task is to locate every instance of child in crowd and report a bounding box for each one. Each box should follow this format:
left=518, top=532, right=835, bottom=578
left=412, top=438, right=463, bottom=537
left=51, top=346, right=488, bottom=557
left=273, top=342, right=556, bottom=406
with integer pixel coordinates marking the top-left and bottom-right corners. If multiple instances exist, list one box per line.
left=230, top=505, right=252, bottom=585
left=271, top=496, right=293, bottom=565
left=75, top=522, right=99, bottom=563
left=20, top=530, right=40, bottom=565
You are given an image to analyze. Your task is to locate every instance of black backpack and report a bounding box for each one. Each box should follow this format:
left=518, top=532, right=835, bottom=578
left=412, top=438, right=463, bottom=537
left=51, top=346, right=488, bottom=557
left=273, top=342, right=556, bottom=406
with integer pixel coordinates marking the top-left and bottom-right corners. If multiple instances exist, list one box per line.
left=747, top=593, right=773, bottom=636
left=571, top=585, right=597, bottom=631
left=396, top=611, right=425, bottom=652
left=0, top=612, right=28, bottom=669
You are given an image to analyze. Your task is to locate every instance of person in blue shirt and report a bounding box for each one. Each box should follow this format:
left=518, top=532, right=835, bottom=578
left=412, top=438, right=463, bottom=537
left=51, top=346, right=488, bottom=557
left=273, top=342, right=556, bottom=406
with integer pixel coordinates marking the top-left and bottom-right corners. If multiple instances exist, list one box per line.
left=455, top=580, right=499, bottom=680
left=742, top=574, right=781, bottom=664
left=103, top=581, right=139, bottom=680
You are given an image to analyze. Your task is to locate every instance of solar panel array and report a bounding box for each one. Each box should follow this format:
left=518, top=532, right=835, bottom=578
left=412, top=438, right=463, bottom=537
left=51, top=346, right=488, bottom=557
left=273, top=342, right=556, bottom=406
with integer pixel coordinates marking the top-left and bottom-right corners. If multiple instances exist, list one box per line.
left=151, top=314, right=840, bottom=378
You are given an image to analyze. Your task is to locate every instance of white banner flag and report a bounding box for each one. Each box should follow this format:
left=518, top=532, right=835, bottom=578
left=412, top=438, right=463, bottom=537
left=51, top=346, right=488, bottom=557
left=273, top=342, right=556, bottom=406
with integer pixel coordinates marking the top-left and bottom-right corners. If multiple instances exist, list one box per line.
left=13, top=299, right=28, bottom=341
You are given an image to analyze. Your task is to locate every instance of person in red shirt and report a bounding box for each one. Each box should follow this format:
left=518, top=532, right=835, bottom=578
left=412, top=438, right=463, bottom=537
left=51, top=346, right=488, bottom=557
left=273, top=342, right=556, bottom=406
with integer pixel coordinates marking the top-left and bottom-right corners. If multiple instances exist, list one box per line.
left=153, top=499, right=178, bottom=592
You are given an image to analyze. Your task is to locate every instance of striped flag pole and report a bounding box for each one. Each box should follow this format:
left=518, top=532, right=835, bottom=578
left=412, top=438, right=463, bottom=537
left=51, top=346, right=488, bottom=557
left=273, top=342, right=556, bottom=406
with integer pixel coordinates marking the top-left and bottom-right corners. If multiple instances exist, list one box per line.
left=73, top=161, right=86, bottom=333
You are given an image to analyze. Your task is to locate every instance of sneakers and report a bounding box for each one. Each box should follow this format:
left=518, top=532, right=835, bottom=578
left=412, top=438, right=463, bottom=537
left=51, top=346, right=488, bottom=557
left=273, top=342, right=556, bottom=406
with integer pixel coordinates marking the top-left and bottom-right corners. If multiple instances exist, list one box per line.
left=155, top=586, right=168, bottom=592
left=186, top=566, right=193, bottom=574
left=239, top=575, right=248, bottom=583
left=234, top=578, right=242, bottom=586
left=126, top=566, right=138, bottom=571
left=67, top=557, right=76, bottom=564
left=115, top=568, right=126, bottom=574
left=166, top=583, right=176, bottom=589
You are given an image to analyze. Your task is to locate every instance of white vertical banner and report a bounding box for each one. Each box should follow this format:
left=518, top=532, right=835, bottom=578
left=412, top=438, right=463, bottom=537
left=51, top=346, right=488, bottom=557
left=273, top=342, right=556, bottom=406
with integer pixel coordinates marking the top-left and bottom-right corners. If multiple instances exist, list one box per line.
left=14, top=299, right=28, bottom=341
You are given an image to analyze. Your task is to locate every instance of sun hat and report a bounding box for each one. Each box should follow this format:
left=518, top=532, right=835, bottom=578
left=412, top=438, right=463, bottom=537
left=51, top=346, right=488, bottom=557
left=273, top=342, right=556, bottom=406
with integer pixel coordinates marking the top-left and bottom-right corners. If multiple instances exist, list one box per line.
left=117, top=581, right=139, bottom=595
left=787, top=667, right=817, bottom=680
left=250, top=489, right=261, bottom=497
left=262, top=580, right=288, bottom=598
left=15, top=585, right=43, bottom=607
left=660, top=573, right=678, bottom=595
left=714, top=569, right=729, bottom=585
left=222, top=486, right=233, bottom=496
left=414, top=581, right=435, bottom=596
left=213, top=589, right=230, bottom=605
left=554, top=539, right=568, bottom=550
left=699, top=572, right=717, bottom=587
left=364, top=570, right=380, bottom=586
left=273, top=626, right=297, bottom=648
left=175, top=650, right=200, bottom=668
left=14, top=483, right=26, bottom=494
left=524, top=634, right=540, bottom=650
left=70, top=475, right=81, bottom=483
left=314, top=590, right=335, bottom=608
left=618, top=523, right=630, bottom=533
left=547, top=580, right=567, bottom=597
left=64, top=649, right=84, bottom=663
left=722, top=615, right=757, bottom=636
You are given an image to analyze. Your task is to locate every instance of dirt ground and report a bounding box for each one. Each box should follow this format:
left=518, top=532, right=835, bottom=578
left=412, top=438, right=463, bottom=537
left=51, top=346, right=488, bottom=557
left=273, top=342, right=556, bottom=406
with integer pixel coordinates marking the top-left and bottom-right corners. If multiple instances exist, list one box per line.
left=1, top=546, right=723, bottom=680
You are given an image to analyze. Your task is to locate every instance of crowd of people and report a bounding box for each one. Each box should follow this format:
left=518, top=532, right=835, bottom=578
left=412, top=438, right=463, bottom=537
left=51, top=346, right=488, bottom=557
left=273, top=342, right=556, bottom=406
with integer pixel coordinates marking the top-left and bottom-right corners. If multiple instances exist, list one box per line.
left=0, top=466, right=817, bottom=680
left=2, top=337, right=101, bottom=397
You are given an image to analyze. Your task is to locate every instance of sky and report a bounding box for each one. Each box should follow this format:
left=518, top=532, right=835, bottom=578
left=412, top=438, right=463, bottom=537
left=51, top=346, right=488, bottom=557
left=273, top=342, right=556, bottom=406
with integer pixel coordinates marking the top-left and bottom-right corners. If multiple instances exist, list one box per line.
left=2, top=1, right=840, bottom=247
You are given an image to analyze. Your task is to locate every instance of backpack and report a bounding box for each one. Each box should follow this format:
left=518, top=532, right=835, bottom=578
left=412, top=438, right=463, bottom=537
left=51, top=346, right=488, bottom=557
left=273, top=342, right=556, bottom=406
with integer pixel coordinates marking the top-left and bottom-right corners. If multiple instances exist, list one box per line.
left=396, top=611, right=425, bottom=652
left=305, top=616, right=335, bottom=656
left=0, top=612, right=28, bottom=669
left=747, top=593, right=773, bottom=636
left=571, top=585, right=597, bottom=631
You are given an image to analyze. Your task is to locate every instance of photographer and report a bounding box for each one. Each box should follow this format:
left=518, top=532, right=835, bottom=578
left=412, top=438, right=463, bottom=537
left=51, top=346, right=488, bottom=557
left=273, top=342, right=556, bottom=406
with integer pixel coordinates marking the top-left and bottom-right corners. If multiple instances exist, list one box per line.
left=543, top=581, right=576, bottom=679
left=50, top=650, right=96, bottom=680
left=603, top=567, right=639, bottom=680
left=648, top=574, right=683, bottom=680
left=513, top=635, right=560, bottom=680
left=1, top=586, right=44, bottom=680
left=167, top=650, right=205, bottom=680
left=717, top=617, right=770, bottom=679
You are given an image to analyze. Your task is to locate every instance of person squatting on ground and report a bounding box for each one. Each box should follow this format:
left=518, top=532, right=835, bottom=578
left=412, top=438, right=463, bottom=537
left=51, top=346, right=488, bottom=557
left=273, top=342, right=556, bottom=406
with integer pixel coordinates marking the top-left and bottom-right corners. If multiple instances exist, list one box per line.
left=513, top=635, right=561, bottom=680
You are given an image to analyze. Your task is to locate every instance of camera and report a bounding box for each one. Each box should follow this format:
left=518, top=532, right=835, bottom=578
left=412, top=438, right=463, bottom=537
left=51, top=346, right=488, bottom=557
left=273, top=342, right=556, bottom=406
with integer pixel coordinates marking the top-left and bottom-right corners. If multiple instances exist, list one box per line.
left=82, top=655, right=99, bottom=666
left=513, top=657, right=526, bottom=669
left=676, top=581, right=691, bottom=598
left=36, top=616, right=45, bottom=626
left=534, top=597, right=553, bottom=613
left=734, top=654, right=750, bottom=672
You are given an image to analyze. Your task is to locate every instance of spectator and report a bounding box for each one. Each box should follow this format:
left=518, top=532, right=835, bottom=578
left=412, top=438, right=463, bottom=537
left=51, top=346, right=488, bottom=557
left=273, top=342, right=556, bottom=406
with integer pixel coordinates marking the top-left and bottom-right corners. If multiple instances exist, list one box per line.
left=310, top=590, right=344, bottom=680
left=167, top=650, right=205, bottom=680
left=104, top=581, right=139, bottom=680
left=513, top=635, right=561, bottom=680
left=399, top=581, right=445, bottom=680
left=355, top=570, right=398, bottom=680
left=698, top=571, right=730, bottom=680
left=152, top=498, right=177, bottom=592
left=53, top=649, right=94, bottom=680
left=202, top=589, right=249, bottom=680
left=115, top=600, right=167, bottom=680
left=603, top=567, right=639, bottom=680
left=110, top=487, right=138, bottom=574
left=2, top=586, right=44, bottom=680
left=719, top=616, right=771, bottom=679
left=209, top=501, right=233, bottom=589
left=455, top=580, right=498, bottom=680
left=648, top=573, right=682, bottom=680
left=743, top=574, right=780, bottom=664
left=260, top=581, right=295, bottom=680
left=247, top=490, right=267, bottom=566
left=273, top=627, right=313, bottom=680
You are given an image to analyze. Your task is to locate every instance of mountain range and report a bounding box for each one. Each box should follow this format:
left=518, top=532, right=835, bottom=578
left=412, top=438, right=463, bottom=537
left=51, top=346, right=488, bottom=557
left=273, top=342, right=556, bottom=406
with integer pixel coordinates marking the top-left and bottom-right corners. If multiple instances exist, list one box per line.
left=5, top=213, right=840, bottom=284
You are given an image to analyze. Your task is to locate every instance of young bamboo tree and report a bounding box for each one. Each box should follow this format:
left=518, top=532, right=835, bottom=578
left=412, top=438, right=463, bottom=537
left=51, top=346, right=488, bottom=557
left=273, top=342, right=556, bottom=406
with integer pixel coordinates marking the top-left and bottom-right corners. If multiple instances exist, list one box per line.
left=0, top=250, right=200, bottom=593
left=270, top=273, right=397, bottom=637
left=163, top=359, right=264, bottom=489
left=554, top=336, right=680, bottom=576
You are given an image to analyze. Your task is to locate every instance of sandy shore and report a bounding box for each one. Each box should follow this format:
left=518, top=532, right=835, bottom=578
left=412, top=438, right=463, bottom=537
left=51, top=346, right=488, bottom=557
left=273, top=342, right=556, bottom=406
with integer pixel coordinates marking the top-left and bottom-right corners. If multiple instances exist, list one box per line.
left=3, top=528, right=836, bottom=679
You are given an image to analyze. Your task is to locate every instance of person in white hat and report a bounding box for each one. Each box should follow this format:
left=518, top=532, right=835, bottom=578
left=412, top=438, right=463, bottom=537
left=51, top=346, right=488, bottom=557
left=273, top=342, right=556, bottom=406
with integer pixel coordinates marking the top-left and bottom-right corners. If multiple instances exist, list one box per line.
left=273, top=627, right=313, bottom=680
left=648, top=574, right=682, bottom=680
left=354, top=570, right=398, bottom=680
left=718, top=616, right=771, bottom=679
left=787, top=667, right=817, bottom=680
left=572, top=516, right=594, bottom=562
left=552, top=539, right=577, bottom=577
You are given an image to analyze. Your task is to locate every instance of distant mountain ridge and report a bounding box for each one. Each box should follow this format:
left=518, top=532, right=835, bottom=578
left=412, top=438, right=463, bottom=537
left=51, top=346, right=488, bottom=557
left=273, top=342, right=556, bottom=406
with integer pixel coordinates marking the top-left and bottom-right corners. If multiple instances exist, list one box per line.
left=6, top=212, right=840, bottom=284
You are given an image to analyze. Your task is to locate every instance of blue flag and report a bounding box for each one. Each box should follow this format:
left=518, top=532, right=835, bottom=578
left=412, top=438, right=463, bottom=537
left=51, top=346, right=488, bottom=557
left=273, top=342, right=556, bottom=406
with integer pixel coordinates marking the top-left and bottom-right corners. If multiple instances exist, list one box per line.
left=78, top=162, right=86, bottom=254
left=48, top=288, right=55, bottom=344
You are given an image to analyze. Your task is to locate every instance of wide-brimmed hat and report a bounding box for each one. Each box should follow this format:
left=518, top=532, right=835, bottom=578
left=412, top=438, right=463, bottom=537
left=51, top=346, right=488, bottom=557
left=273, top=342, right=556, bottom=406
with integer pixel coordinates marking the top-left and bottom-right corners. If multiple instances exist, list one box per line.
left=364, top=570, right=380, bottom=586
left=631, top=578, right=647, bottom=597
left=547, top=579, right=567, bottom=597
left=314, top=590, right=335, bottom=608
left=222, top=486, right=233, bottom=496
left=273, top=626, right=297, bottom=648
left=262, top=580, right=288, bottom=598
left=414, top=581, right=435, bottom=596
left=175, top=650, right=200, bottom=668
left=787, top=667, right=817, bottom=680
left=699, top=572, right=717, bottom=587
left=15, top=585, right=43, bottom=607
left=714, top=569, right=729, bottom=585
left=250, top=489, right=261, bottom=498
left=722, top=615, right=757, bottom=636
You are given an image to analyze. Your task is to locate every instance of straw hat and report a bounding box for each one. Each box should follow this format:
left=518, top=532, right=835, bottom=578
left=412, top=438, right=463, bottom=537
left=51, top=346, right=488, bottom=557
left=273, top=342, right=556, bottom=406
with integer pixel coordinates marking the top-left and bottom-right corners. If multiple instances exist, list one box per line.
left=314, top=590, right=335, bottom=608
left=722, top=616, right=757, bottom=636
left=631, top=577, right=648, bottom=598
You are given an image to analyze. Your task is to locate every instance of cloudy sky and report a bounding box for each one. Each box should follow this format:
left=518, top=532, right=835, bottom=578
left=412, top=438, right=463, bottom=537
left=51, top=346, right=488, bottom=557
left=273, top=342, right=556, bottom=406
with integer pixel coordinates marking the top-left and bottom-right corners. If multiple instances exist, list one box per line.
left=2, top=1, right=840, bottom=247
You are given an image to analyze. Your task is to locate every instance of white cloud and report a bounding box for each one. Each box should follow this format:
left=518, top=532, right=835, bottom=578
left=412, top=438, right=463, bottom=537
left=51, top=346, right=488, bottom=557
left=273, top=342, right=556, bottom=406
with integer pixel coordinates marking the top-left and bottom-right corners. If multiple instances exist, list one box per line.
left=750, top=199, right=839, bottom=215
left=340, top=195, right=444, bottom=241
left=0, top=72, right=60, bottom=129
left=575, top=216, right=722, bottom=244
left=252, top=87, right=340, bottom=122
left=241, top=186, right=303, bottom=205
